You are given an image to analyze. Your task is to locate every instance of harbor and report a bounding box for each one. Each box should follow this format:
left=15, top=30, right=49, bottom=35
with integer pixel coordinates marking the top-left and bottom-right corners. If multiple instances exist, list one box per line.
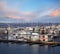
left=0, top=0, right=60, bottom=54
left=0, top=24, right=60, bottom=45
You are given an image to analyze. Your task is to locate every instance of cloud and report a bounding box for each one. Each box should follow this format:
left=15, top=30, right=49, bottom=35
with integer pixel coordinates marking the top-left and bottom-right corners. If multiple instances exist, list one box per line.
left=49, top=9, right=60, bottom=17
left=0, top=0, right=40, bottom=22
left=0, top=0, right=7, bottom=11
left=37, top=8, right=54, bottom=18
left=0, top=2, right=38, bottom=22
left=0, top=0, right=33, bottom=22
left=0, top=0, right=60, bottom=23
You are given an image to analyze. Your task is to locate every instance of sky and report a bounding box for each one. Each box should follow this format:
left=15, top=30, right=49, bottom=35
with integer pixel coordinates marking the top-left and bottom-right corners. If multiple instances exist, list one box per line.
left=0, top=0, right=60, bottom=23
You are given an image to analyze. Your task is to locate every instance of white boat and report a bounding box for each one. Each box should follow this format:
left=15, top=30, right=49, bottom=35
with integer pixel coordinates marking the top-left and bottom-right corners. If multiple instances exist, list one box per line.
left=40, top=34, right=53, bottom=42
left=31, top=33, right=40, bottom=41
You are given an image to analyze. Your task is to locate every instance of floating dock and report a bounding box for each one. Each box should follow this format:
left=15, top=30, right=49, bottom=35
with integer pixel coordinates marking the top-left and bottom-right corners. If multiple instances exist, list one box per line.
left=0, top=39, right=60, bottom=45
left=41, top=42, right=60, bottom=45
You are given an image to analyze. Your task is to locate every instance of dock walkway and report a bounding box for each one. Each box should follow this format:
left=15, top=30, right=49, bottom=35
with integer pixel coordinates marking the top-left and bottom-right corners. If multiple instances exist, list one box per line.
left=0, top=39, right=60, bottom=45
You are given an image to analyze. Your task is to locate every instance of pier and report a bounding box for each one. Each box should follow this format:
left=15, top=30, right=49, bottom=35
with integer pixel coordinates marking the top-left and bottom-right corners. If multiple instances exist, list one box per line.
left=0, top=39, right=60, bottom=45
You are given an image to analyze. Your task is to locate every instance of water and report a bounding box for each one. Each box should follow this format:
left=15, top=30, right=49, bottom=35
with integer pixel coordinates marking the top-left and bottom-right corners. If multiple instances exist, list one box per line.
left=0, top=42, right=60, bottom=54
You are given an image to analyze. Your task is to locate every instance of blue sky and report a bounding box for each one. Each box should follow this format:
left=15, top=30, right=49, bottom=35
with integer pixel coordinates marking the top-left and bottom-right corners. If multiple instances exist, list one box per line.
left=0, top=0, right=60, bottom=23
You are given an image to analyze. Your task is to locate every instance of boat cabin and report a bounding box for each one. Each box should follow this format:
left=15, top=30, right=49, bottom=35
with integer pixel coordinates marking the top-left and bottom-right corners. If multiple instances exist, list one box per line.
left=31, top=33, right=40, bottom=41
left=40, top=34, right=53, bottom=42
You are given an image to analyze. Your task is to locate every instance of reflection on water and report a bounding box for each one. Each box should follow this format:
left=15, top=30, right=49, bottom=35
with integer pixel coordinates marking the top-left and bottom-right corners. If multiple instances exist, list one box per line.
left=30, top=44, right=39, bottom=54
left=0, top=42, right=60, bottom=54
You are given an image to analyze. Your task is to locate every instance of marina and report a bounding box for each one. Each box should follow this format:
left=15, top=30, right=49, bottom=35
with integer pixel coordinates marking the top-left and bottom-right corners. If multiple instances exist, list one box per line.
left=0, top=0, right=60, bottom=54
left=0, top=39, right=60, bottom=45
left=0, top=24, right=60, bottom=45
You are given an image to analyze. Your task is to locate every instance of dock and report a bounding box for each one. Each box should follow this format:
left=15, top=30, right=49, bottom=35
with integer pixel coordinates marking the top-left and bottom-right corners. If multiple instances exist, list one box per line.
left=0, top=24, right=60, bottom=46
left=0, top=39, right=60, bottom=45
left=41, top=42, right=60, bottom=45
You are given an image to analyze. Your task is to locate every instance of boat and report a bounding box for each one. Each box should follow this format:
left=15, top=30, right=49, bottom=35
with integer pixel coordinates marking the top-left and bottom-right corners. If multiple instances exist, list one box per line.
left=40, top=34, right=53, bottom=42
left=31, top=32, right=40, bottom=42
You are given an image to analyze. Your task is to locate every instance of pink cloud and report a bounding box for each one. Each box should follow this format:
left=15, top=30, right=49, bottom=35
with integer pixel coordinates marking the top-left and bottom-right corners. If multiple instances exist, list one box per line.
left=0, top=0, right=35, bottom=22
left=1, top=0, right=60, bottom=22
left=49, top=9, right=60, bottom=17
left=0, top=0, right=7, bottom=11
left=5, top=15, right=21, bottom=19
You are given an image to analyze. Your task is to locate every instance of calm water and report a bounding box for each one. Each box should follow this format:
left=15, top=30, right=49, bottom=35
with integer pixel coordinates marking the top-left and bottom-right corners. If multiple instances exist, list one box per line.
left=0, top=42, right=60, bottom=54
